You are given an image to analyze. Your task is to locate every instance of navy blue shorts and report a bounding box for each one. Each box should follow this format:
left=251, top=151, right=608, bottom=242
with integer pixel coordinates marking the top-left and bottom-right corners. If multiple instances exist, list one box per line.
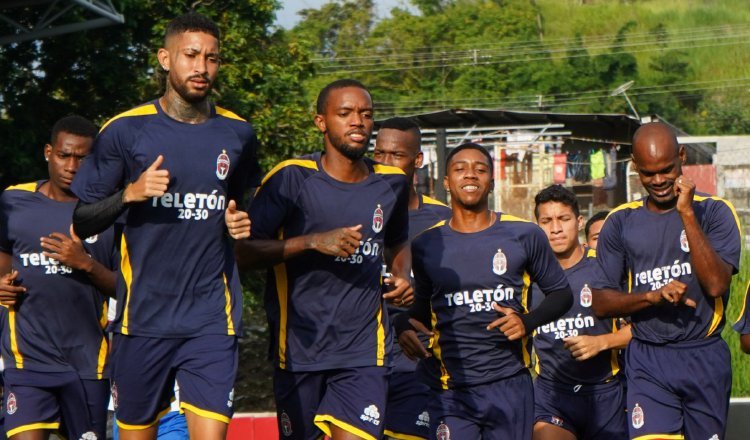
left=533, top=375, right=627, bottom=440
left=426, top=371, right=533, bottom=440
left=3, top=369, right=108, bottom=439
left=626, top=337, right=731, bottom=440
left=110, top=333, right=238, bottom=429
left=384, top=370, right=430, bottom=439
left=274, top=366, right=388, bottom=440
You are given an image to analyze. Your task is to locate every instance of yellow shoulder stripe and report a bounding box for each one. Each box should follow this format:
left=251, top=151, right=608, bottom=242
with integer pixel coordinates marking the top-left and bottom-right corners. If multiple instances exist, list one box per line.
left=607, top=200, right=643, bottom=218
left=693, top=195, right=742, bottom=240
left=260, top=159, right=318, bottom=187
left=422, top=195, right=448, bottom=207
left=215, top=106, right=246, bottom=122
left=734, top=281, right=750, bottom=324
left=100, top=104, right=158, bottom=131
left=373, top=163, right=406, bottom=175
left=500, top=214, right=530, bottom=223
left=4, top=182, right=37, bottom=192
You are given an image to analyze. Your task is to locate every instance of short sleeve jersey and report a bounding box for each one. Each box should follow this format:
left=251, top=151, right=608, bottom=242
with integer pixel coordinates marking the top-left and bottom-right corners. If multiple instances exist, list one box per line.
left=593, top=194, right=741, bottom=343
left=411, top=214, right=570, bottom=390
left=0, top=182, right=116, bottom=379
left=732, top=282, right=750, bottom=335
left=250, top=152, right=409, bottom=372
left=71, top=101, right=261, bottom=338
left=390, top=194, right=451, bottom=373
left=532, top=248, right=620, bottom=384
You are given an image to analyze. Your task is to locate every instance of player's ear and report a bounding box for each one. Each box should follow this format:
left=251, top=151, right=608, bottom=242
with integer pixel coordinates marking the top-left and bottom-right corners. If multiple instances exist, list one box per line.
left=443, top=175, right=449, bottom=193
left=157, top=48, right=170, bottom=72
left=577, top=215, right=584, bottom=231
left=415, top=151, right=424, bottom=169
left=678, top=145, right=686, bottom=165
left=44, top=144, right=52, bottom=162
left=314, top=114, right=326, bottom=133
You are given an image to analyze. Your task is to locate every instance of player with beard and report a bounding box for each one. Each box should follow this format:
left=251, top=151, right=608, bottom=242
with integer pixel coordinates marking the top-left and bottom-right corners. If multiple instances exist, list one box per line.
left=591, top=122, right=740, bottom=440
left=236, top=79, right=412, bottom=440
left=396, top=143, right=573, bottom=440
left=70, top=12, right=261, bottom=440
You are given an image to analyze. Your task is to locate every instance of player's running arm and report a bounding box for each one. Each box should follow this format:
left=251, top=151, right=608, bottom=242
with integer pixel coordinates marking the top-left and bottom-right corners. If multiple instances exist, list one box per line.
left=393, top=252, right=433, bottom=361
left=73, top=155, right=169, bottom=238
left=564, top=323, right=632, bottom=361
left=0, top=252, right=25, bottom=306
left=39, top=225, right=116, bottom=298
left=674, top=175, right=734, bottom=298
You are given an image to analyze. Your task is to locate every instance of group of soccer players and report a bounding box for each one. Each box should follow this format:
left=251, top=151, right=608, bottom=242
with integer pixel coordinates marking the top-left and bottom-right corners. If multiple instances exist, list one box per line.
left=0, top=9, right=746, bottom=440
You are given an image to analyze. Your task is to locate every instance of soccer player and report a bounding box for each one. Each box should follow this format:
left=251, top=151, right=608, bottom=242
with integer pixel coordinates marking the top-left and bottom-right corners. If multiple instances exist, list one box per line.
left=584, top=210, right=608, bottom=250
left=373, top=117, right=451, bottom=440
left=0, top=115, right=116, bottom=440
left=591, top=122, right=741, bottom=440
left=70, top=12, right=261, bottom=440
left=396, top=143, right=573, bottom=440
left=236, top=79, right=412, bottom=440
left=531, top=185, right=629, bottom=440
left=733, top=283, right=750, bottom=354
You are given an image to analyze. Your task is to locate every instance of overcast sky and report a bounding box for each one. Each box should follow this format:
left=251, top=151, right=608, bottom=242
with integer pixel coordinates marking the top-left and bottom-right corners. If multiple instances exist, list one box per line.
left=275, top=0, right=417, bottom=29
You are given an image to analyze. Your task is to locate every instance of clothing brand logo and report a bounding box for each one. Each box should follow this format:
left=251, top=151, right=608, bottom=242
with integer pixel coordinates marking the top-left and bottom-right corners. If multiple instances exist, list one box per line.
left=227, top=388, right=234, bottom=408
left=436, top=422, right=451, bottom=440
left=492, top=249, right=507, bottom=275
left=360, top=404, right=381, bottom=425
left=416, top=411, right=430, bottom=427
left=80, top=432, right=98, bottom=440
left=216, top=149, right=230, bottom=180
left=372, top=205, right=384, bottom=233
left=680, top=229, right=690, bottom=253
left=6, top=392, right=16, bottom=415
left=84, top=235, right=98, bottom=244
left=280, top=412, right=293, bottom=436
left=550, top=416, right=564, bottom=427
left=580, top=284, right=592, bottom=307
left=632, top=403, right=644, bottom=429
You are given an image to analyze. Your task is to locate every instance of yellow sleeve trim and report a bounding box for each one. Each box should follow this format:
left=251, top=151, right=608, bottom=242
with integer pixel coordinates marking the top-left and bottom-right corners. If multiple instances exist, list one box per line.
left=180, top=402, right=231, bottom=424
left=632, top=435, right=684, bottom=440
left=422, top=194, right=448, bottom=207
left=607, top=200, right=643, bottom=217
left=4, top=182, right=38, bottom=192
left=260, top=159, right=318, bottom=187
left=7, top=422, right=61, bottom=438
left=500, top=214, right=530, bottom=223
left=100, top=104, right=158, bottom=131
left=383, top=430, right=427, bottom=440
left=215, top=106, right=247, bottom=122
left=314, top=414, right=378, bottom=440
left=734, top=281, right=750, bottom=324
left=373, top=163, right=406, bottom=175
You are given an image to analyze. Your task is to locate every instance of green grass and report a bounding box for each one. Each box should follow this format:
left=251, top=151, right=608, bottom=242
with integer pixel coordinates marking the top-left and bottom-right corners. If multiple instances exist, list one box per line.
left=724, top=250, right=750, bottom=397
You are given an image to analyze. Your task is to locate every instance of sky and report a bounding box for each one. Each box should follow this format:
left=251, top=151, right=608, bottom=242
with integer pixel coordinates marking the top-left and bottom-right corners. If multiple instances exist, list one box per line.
left=275, top=0, right=416, bottom=29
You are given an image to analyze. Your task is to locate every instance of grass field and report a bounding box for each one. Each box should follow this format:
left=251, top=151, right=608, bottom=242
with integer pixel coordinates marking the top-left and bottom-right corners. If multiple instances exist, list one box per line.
left=724, top=251, right=750, bottom=397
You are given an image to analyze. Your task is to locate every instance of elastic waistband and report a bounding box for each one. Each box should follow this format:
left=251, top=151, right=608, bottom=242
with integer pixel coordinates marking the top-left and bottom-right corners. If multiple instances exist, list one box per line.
left=633, top=335, right=723, bottom=350
left=534, top=375, right=621, bottom=395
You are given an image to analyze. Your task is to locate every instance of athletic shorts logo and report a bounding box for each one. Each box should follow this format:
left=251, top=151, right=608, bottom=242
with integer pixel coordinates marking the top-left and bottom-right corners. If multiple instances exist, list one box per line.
left=280, top=411, right=293, bottom=437
left=216, top=149, right=230, bottom=180
left=80, top=432, right=98, bottom=440
left=708, top=435, right=719, bottom=440
left=580, top=284, right=592, bottom=307
left=680, top=229, right=690, bottom=252
left=632, top=403, right=644, bottom=429
left=416, top=411, right=430, bottom=427
left=436, top=422, right=450, bottom=440
left=84, top=235, right=98, bottom=244
left=360, top=404, right=381, bottom=425
left=6, top=392, right=17, bottom=415
left=550, top=416, right=564, bottom=427
left=227, top=388, right=234, bottom=408
left=372, top=204, right=384, bottom=233
left=492, top=249, right=507, bottom=275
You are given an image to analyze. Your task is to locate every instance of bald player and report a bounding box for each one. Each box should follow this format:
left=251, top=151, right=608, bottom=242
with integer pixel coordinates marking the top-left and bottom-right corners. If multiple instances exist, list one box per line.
left=373, top=117, right=450, bottom=440
left=591, top=122, right=741, bottom=440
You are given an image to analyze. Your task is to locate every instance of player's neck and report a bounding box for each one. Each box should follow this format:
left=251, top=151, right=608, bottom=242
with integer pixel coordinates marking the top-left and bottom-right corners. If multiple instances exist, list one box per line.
left=556, top=243, right=585, bottom=270
left=645, top=196, right=677, bottom=214
left=408, top=187, right=420, bottom=210
left=449, top=208, right=495, bottom=233
left=38, top=180, right=77, bottom=202
left=320, top=149, right=369, bottom=183
left=159, top=89, right=211, bottom=124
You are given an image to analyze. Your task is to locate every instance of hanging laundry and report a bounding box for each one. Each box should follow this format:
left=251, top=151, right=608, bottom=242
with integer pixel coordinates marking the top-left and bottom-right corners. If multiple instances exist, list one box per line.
left=590, top=149, right=605, bottom=180
left=553, top=153, right=567, bottom=184
left=602, top=146, right=618, bottom=190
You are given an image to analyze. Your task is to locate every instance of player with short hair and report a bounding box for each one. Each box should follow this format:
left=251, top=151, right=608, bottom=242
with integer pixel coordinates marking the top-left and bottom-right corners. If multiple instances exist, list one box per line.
left=373, top=117, right=451, bottom=440
left=0, top=115, right=116, bottom=440
left=591, top=122, right=741, bottom=440
left=236, top=79, right=412, bottom=440
left=396, top=143, right=573, bottom=440
left=584, top=211, right=609, bottom=250
left=531, top=184, right=629, bottom=440
left=70, top=12, right=261, bottom=440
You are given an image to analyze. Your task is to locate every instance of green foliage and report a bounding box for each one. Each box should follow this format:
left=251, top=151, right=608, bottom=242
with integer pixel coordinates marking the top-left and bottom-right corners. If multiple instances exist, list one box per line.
left=723, top=251, right=750, bottom=397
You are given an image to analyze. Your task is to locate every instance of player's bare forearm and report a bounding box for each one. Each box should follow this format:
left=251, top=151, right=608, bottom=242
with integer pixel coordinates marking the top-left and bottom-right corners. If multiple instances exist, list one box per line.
left=740, top=334, right=750, bottom=355
left=592, top=288, right=658, bottom=318
left=0, top=252, right=11, bottom=277
left=234, top=233, right=329, bottom=270
left=385, top=241, right=411, bottom=280
left=83, top=261, right=117, bottom=298
left=679, top=209, right=732, bottom=297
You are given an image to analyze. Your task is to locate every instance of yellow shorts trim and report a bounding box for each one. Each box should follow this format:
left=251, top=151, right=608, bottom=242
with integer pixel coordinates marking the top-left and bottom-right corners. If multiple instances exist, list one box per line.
left=314, top=414, right=378, bottom=440
left=180, top=402, right=231, bottom=424
left=7, top=422, right=60, bottom=438
left=632, top=434, right=685, bottom=440
left=383, top=429, right=426, bottom=440
left=117, top=405, right=172, bottom=430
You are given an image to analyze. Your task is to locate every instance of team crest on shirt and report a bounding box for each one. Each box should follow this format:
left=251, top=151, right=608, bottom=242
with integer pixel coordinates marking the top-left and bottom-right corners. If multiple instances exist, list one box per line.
left=216, top=149, right=230, bottom=180
left=632, top=403, right=644, bottom=429
left=6, top=392, right=16, bottom=415
left=492, top=249, right=507, bottom=275
left=680, top=229, right=690, bottom=253
left=84, top=234, right=98, bottom=244
left=436, top=422, right=451, bottom=440
left=280, top=411, right=293, bottom=436
left=372, top=204, right=384, bottom=233
left=580, top=284, right=592, bottom=308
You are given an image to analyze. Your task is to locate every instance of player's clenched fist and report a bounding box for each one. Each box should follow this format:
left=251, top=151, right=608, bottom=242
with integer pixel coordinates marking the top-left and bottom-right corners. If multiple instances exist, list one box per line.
left=225, top=200, right=251, bottom=239
left=0, top=270, right=25, bottom=306
left=307, top=225, right=363, bottom=257
left=651, top=280, right=695, bottom=308
left=123, top=155, right=170, bottom=203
